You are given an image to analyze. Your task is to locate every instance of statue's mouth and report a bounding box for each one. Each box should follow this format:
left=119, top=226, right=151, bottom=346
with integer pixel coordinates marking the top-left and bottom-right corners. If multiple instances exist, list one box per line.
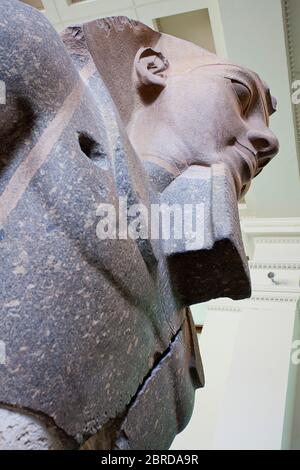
left=226, top=141, right=258, bottom=199
left=235, top=141, right=258, bottom=178
left=233, top=140, right=275, bottom=194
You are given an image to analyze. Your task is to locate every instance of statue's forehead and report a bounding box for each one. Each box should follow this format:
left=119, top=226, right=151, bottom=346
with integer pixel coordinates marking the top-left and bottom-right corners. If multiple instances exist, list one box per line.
left=189, top=63, right=262, bottom=90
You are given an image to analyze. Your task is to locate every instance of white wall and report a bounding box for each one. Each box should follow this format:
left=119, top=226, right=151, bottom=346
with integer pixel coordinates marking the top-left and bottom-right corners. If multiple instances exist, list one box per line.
left=173, top=308, right=241, bottom=450
left=290, top=305, right=300, bottom=449
left=156, top=9, right=216, bottom=53
left=217, top=0, right=300, bottom=218
left=213, top=305, right=296, bottom=450
left=172, top=218, right=300, bottom=450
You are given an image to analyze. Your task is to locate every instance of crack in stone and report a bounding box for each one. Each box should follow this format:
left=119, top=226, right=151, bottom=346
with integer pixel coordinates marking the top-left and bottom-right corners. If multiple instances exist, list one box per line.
left=125, top=324, right=183, bottom=412
left=112, top=323, right=184, bottom=450
left=0, top=323, right=184, bottom=450
left=81, top=322, right=184, bottom=450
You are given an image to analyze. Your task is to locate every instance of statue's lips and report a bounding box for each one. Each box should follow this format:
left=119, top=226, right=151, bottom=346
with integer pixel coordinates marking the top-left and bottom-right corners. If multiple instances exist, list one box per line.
left=229, top=142, right=258, bottom=197
left=235, top=142, right=257, bottom=178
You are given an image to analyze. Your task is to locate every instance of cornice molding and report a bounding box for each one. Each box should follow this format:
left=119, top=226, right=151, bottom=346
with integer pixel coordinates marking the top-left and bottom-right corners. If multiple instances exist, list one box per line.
left=240, top=218, right=300, bottom=261
left=206, top=304, right=241, bottom=312
left=249, top=261, right=300, bottom=270
left=207, top=293, right=300, bottom=310
left=284, top=0, right=296, bottom=79
left=250, top=294, right=299, bottom=303
left=241, top=217, right=300, bottom=234
left=255, top=238, right=300, bottom=244
left=283, top=0, right=300, bottom=159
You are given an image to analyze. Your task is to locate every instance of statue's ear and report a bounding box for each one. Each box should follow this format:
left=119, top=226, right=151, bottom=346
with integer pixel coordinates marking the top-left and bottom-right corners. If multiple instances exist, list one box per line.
left=134, top=47, right=169, bottom=88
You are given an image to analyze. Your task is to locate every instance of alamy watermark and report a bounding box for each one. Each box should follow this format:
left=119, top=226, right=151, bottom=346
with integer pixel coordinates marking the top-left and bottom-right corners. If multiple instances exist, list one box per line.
left=292, top=340, right=300, bottom=366
left=0, top=80, right=6, bottom=105
left=292, top=80, right=300, bottom=105
left=96, top=197, right=205, bottom=248
left=0, top=341, right=6, bottom=365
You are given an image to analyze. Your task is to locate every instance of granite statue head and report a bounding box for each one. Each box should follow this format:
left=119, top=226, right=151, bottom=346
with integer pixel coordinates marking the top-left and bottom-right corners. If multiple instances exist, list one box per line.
left=80, top=17, right=279, bottom=200
left=0, top=3, right=279, bottom=451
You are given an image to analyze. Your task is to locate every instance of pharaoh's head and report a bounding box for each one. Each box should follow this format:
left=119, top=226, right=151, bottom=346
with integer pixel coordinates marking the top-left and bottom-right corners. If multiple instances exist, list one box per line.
left=0, top=5, right=279, bottom=451
left=75, top=17, right=279, bottom=200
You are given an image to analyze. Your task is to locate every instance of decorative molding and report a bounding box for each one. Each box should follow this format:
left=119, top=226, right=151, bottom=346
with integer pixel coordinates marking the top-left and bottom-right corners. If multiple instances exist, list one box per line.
left=252, top=287, right=300, bottom=295
left=249, top=262, right=300, bottom=270
left=283, top=0, right=300, bottom=161
left=250, top=295, right=299, bottom=303
left=241, top=217, right=300, bottom=232
left=206, top=293, right=300, bottom=310
left=255, top=238, right=300, bottom=244
left=207, top=304, right=241, bottom=312
left=284, top=0, right=296, bottom=79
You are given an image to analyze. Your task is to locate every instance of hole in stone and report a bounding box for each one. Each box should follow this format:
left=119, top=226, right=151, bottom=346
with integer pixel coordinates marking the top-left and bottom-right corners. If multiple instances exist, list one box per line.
left=78, top=132, right=108, bottom=170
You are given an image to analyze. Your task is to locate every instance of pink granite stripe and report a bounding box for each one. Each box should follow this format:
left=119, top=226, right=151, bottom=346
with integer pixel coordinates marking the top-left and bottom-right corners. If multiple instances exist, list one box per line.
left=0, top=62, right=97, bottom=228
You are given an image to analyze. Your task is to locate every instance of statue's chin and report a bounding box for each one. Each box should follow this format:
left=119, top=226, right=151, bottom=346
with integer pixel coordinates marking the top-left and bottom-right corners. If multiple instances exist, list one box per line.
left=159, top=163, right=251, bottom=305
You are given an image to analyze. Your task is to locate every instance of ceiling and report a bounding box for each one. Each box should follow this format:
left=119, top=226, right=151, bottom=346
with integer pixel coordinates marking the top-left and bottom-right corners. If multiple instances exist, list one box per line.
left=20, top=0, right=300, bottom=218
left=286, top=0, right=300, bottom=173
left=156, top=9, right=216, bottom=54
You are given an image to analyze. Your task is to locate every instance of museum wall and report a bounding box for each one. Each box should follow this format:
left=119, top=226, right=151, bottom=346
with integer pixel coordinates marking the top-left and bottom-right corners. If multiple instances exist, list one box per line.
left=172, top=218, right=300, bottom=450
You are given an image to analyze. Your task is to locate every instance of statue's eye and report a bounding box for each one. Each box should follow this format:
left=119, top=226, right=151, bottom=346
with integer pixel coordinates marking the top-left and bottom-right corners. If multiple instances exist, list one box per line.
left=232, top=80, right=251, bottom=115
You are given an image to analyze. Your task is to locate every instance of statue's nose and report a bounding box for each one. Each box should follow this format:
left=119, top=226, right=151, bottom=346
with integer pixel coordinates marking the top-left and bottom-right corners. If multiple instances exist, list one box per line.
left=247, top=128, right=279, bottom=174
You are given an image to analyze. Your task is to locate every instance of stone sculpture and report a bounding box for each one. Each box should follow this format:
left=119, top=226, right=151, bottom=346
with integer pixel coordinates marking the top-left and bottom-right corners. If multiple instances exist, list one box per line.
left=0, top=0, right=279, bottom=450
